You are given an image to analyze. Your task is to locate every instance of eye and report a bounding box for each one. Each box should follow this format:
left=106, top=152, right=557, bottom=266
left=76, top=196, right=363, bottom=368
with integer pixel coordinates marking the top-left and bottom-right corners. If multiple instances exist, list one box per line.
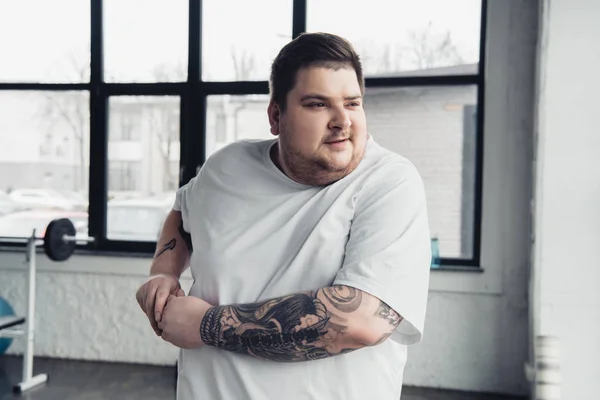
left=308, top=102, right=327, bottom=108
left=347, top=101, right=361, bottom=107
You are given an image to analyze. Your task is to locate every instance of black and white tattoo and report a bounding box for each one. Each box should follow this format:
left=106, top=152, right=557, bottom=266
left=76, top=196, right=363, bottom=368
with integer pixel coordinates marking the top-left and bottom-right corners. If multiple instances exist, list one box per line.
left=199, top=285, right=401, bottom=362
left=155, top=238, right=176, bottom=258
left=375, top=301, right=401, bottom=327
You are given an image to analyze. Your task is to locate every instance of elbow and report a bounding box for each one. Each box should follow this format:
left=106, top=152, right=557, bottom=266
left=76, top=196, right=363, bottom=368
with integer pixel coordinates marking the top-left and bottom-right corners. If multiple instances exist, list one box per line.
left=351, top=318, right=395, bottom=347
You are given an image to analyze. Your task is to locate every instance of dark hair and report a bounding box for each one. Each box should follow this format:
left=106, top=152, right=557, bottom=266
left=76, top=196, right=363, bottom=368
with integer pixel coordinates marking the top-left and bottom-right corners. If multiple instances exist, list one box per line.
left=269, top=32, right=365, bottom=111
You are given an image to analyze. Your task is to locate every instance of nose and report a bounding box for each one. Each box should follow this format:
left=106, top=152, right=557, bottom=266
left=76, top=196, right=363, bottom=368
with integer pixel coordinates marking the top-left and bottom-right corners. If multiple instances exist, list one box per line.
left=328, top=107, right=352, bottom=131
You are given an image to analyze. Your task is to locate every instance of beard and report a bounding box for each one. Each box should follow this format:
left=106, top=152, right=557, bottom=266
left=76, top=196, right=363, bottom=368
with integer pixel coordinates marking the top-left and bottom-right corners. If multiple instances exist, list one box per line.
left=274, top=126, right=363, bottom=187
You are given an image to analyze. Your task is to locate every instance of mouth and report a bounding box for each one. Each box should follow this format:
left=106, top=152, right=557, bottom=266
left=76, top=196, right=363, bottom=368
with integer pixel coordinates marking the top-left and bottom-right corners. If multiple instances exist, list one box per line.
left=324, top=138, right=349, bottom=145
left=324, top=138, right=350, bottom=151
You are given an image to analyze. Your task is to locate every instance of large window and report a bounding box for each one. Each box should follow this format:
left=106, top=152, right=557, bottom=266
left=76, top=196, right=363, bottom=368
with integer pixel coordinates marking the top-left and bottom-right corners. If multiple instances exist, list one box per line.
left=0, top=0, right=486, bottom=266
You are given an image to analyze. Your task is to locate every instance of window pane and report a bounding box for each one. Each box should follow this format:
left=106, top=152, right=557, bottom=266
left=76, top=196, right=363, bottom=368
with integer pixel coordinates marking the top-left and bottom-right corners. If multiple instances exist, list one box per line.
left=307, top=0, right=481, bottom=77
left=0, top=1, right=90, bottom=83
left=104, top=0, right=188, bottom=82
left=206, top=95, right=272, bottom=157
left=0, top=92, right=90, bottom=239
left=365, top=86, right=477, bottom=259
left=202, top=0, right=293, bottom=81
left=108, top=96, right=180, bottom=242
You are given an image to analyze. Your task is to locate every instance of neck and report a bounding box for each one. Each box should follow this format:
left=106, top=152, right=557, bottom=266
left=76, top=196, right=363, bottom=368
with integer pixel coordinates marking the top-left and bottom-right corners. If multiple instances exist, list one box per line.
left=270, top=142, right=346, bottom=186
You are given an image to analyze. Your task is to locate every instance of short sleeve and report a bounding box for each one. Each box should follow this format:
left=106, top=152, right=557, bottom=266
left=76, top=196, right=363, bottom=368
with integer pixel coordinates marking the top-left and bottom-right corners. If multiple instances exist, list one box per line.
left=333, top=161, right=431, bottom=345
left=172, top=171, right=201, bottom=234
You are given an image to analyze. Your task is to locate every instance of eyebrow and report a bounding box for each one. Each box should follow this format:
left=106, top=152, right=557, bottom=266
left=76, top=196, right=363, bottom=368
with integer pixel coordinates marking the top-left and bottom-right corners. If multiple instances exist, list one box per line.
left=299, top=94, right=363, bottom=102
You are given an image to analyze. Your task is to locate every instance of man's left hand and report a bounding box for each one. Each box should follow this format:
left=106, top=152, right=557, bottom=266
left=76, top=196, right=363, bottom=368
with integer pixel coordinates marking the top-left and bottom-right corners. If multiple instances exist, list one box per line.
left=157, top=294, right=212, bottom=349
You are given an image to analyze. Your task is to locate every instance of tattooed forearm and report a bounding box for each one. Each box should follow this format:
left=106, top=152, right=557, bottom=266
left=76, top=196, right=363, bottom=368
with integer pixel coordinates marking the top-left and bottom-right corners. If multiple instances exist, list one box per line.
left=201, top=303, right=329, bottom=361
left=199, top=285, right=400, bottom=362
left=374, top=301, right=401, bottom=327
left=155, top=238, right=176, bottom=258
left=322, top=286, right=362, bottom=312
left=369, top=302, right=401, bottom=346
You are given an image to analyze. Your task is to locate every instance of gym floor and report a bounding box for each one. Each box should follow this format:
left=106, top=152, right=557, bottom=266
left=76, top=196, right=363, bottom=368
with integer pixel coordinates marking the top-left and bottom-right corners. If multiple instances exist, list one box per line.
left=0, top=356, right=526, bottom=400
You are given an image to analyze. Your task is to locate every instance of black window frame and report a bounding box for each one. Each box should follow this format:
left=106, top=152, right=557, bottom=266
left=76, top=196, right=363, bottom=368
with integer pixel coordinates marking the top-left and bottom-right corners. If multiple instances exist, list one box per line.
left=0, top=0, right=487, bottom=268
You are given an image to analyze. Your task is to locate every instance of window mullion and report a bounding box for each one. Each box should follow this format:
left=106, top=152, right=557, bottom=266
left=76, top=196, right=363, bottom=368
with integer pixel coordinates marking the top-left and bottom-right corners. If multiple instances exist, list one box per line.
left=88, top=0, right=108, bottom=248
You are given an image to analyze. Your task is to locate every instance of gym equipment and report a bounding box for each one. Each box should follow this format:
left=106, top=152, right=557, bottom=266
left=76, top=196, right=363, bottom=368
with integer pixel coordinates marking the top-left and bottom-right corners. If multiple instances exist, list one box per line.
left=0, top=297, right=17, bottom=355
left=0, top=219, right=95, bottom=393
left=0, top=218, right=94, bottom=261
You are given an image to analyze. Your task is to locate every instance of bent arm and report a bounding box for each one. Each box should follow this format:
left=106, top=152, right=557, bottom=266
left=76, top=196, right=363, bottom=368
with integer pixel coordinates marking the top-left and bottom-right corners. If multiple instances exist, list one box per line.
left=200, top=285, right=401, bottom=362
left=150, top=209, right=192, bottom=279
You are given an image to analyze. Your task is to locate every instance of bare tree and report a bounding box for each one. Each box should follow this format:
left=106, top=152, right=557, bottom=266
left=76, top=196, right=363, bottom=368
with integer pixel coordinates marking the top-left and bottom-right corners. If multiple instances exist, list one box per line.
left=151, top=62, right=186, bottom=83
left=40, top=92, right=88, bottom=190
left=37, top=45, right=258, bottom=194
left=218, top=47, right=260, bottom=141
left=354, top=38, right=380, bottom=75
left=143, top=95, right=179, bottom=192
left=230, top=45, right=256, bottom=81
left=39, top=53, right=185, bottom=194
left=38, top=46, right=89, bottom=190
left=364, top=23, right=465, bottom=75
left=407, top=22, right=464, bottom=70
left=377, top=43, right=399, bottom=74
left=37, top=44, right=90, bottom=190
left=135, top=62, right=186, bottom=193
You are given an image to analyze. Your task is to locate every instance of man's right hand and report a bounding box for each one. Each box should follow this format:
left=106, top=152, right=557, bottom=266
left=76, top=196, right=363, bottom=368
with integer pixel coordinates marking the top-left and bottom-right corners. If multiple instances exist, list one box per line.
left=136, top=274, right=185, bottom=336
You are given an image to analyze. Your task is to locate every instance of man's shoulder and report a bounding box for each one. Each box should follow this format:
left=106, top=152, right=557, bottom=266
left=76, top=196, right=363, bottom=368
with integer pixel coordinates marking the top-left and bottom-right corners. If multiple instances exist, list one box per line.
left=361, top=138, right=422, bottom=184
left=350, top=141, right=427, bottom=215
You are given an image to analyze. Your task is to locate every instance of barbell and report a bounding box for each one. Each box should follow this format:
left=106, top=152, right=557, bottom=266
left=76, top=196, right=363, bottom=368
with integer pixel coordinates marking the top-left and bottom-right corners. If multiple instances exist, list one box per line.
left=0, top=218, right=95, bottom=262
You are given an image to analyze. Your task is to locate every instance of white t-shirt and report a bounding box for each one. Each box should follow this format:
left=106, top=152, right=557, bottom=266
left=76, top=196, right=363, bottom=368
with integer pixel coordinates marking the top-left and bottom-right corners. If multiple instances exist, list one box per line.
left=173, top=135, right=431, bottom=400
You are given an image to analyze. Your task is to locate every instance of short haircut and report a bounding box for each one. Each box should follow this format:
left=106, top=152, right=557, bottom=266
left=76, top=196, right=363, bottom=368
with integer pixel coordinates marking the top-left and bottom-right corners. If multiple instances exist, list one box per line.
left=269, top=32, right=365, bottom=111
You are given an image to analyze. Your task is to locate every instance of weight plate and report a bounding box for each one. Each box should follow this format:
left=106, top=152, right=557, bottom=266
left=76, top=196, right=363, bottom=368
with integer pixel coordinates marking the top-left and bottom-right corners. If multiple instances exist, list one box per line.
left=44, top=218, right=76, bottom=262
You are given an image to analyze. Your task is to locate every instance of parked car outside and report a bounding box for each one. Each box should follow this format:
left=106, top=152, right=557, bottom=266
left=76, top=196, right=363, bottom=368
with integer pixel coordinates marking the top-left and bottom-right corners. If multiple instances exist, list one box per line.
left=0, top=190, right=28, bottom=216
left=0, top=193, right=176, bottom=244
left=8, top=189, right=87, bottom=212
left=0, top=210, right=89, bottom=241
left=107, top=194, right=174, bottom=242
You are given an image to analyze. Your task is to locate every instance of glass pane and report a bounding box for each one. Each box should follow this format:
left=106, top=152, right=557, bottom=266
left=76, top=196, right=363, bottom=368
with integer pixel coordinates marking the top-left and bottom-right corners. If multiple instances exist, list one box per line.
left=365, top=86, right=477, bottom=259
left=104, top=0, right=188, bottom=82
left=206, top=95, right=272, bottom=157
left=0, top=91, right=90, bottom=240
left=108, top=96, right=180, bottom=242
left=307, top=0, right=482, bottom=77
left=202, top=0, right=293, bottom=81
left=0, top=1, right=90, bottom=83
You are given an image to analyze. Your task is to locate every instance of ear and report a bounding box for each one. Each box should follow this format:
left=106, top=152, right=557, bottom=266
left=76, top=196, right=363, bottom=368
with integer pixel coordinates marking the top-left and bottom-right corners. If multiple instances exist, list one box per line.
left=267, top=100, right=282, bottom=136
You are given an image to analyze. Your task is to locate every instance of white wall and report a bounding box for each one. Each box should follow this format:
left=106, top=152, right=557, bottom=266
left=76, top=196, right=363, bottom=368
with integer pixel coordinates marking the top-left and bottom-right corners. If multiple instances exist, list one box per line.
left=532, top=0, right=600, bottom=399
left=404, top=0, right=537, bottom=394
left=0, top=0, right=538, bottom=397
left=0, top=255, right=189, bottom=365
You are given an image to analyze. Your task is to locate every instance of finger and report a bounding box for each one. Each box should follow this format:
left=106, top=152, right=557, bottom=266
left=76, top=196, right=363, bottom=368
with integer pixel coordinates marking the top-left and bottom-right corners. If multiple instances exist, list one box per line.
left=149, top=316, right=162, bottom=336
left=142, top=284, right=158, bottom=316
left=150, top=319, right=162, bottom=336
left=154, top=286, right=171, bottom=323
left=175, top=288, right=185, bottom=297
left=143, top=285, right=161, bottom=333
left=160, top=331, right=169, bottom=343
left=136, top=286, right=146, bottom=308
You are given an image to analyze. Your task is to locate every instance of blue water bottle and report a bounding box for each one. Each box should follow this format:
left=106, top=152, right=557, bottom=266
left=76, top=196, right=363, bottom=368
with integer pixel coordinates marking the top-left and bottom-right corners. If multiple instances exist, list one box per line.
left=430, top=237, right=440, bottom=269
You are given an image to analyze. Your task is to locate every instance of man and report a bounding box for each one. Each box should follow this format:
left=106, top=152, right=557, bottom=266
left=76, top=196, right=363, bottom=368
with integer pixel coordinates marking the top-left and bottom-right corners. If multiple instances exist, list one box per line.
left=136, top=32, right=431, bottom=400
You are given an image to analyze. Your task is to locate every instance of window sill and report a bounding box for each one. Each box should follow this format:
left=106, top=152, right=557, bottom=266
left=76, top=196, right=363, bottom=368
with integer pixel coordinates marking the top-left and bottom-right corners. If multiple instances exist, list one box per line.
left=431, top=265, right=484, bottom=273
